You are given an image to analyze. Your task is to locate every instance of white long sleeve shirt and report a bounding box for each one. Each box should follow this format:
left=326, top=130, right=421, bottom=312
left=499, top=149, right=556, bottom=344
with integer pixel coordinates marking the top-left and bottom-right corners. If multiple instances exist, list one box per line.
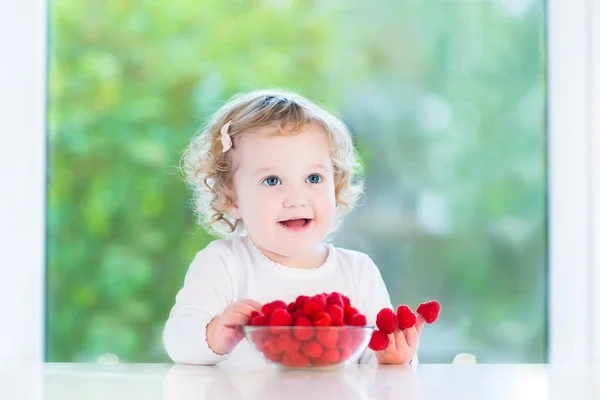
left=163, top=236, right=395, bottom=366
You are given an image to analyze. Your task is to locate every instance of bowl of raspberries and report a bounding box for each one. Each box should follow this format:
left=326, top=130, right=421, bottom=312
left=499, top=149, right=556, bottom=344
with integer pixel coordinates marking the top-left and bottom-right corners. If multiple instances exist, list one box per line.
left=243, top=292, right=373, bottom=369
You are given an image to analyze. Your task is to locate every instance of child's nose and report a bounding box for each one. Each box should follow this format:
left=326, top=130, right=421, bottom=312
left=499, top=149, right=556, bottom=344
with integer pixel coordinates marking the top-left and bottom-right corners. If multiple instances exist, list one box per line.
left=282, top=186, right=308, bottom=208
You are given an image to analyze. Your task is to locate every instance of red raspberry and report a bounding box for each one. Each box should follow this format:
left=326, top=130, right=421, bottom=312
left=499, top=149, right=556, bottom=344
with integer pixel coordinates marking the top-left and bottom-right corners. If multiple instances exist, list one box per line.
left=316, top=329, right=338, bottom=349
left=347, top=313, right=367, bottom=326
left=417, top=300, right=441, bottom=324
left=368, top=330, right=390, bottom=351
left=304, top=295, right=326, bottom=316
left=262, top=300, right=287, bottom=318
left=320, top=348, right=340, bottom=364
left=314, top=312, right=332, bottom=327
left=376, top=308, right=398, bottom=334
left=270, top=308, right=293, bottom=326
left=344, top=305, right=358, bottom=317
left=343, top=307, right=358, bottom=325
left=264, top=336, right=284, bottom=358
left=293, top=316, right=315, bottom=341
left=396, top=305, right=417, bottom=329
left=291, top=309, right=308, bottom=323
left=295, top=295, right=309, bottom=308
left=326, top=292, right=344, bottom=308
left=337, top=328, right=352, bottom=348
left=301, top=340, right=324, bottom=359
left=250, top=314, right=268, bottom=326
left=287, top=301, right=298, bottom=314
left=311, top=357, right=330, bottom=367
left=327, top=305, right=344, bottom=326
left=340, top=294, right=351, bottom=308
left=277, top=332, right=302, bottom=353
left=249, top=310, right=260, bottom=320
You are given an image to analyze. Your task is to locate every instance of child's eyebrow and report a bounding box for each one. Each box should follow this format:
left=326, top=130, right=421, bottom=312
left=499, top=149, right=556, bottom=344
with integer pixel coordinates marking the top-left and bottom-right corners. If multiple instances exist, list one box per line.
left=251, top=164, right=330, bottom=177
left=252, top=166, right=277, bottom=177
left=309, top=164, right=330, bottom=172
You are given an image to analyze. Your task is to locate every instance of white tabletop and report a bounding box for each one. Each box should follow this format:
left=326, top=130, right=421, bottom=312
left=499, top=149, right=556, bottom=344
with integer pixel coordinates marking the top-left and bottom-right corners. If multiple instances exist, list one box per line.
left=1, top=363, right=599, bottom=399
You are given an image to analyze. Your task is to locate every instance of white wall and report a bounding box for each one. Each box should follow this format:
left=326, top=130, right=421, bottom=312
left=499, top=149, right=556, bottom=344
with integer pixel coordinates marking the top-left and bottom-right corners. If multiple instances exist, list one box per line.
left=0, top=1, right=46, bottom=363
left=0, top=0, right=598, bottom=364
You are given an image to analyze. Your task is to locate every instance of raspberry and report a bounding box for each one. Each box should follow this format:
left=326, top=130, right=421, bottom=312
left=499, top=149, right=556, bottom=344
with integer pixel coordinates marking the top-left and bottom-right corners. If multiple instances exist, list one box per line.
left=337, top=328, right=352, bottom=348
left=417, top=300, right=441, bottom=324
left=293, top=316, right=315, bottom=341
left=262, top=300, right=287, bottom=318
left=264, top=336, right=284, bottom=356
left=345, top=305, right=359, bottom=317
left=295, top=295, right=309, bottom=308
left=316, top=329, right=338, bottom=349
left=314, top=312, right=332, bottom=327
left=249, top=310, right=260, bottom=320
left=291, top=309, right=308, bottom=323
left=340, top=294, right=351, bottom=308
left=311, top=357, right=330, bottom=367
left=368, top=330, right=390, bottom=351
left=376, top=308, right=398, bottom=334
left=320, top=348, right=340, bottom=364
left=301, top=340, right=324, bottom=359
left=287, top=301, right=298, bottom=314
left=326, top=292, right=344, bottom=308
left=343, top=307, right=359, bottom=325
left=250, top=314, right=268, bottom=326
left=347, top=313, right=367, bottom=326
left=304, top=295, right=326, bottom=316
left=277, top=332, right=302, bottom=353
left=327, top=305, right=344, bottom=326
left=270, top=308, right=293, bottom=326
left=396, top=305, right=417, bottom=330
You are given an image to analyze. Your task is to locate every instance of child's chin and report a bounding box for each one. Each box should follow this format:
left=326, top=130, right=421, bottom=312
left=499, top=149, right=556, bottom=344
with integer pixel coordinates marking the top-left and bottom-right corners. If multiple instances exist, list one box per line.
left=274, top=236, right=325, bottom=255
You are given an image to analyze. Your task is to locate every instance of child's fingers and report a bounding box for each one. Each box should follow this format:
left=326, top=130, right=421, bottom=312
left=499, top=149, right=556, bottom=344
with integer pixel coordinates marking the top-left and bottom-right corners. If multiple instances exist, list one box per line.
left=231, top=302, right=262, bottom=316
left=239, top=299, right=263, bottom=311
left=393, top=328, right=408, bottom=352
left=415, top=315, right=426, bottom=335
left=405, top=326, right=419, bottom=348
left=220, top=312, right=251, bottom=328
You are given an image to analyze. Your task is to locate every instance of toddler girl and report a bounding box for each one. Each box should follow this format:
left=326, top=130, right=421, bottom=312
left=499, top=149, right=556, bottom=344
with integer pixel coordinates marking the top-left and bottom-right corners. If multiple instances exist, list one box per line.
left=163, top=89, right=425, bottom=365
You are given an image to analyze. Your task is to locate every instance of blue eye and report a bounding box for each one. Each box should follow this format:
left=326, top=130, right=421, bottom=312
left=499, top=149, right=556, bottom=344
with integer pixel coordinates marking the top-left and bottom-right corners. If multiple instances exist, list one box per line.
left=306, top=174, right=322, bottom=184
left=262, top=176, right=281, bottom=186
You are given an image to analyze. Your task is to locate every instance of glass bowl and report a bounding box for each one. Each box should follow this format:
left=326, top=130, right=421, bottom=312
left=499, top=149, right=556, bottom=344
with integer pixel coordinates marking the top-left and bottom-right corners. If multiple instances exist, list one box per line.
left=243, top=325, right=374, bottom=369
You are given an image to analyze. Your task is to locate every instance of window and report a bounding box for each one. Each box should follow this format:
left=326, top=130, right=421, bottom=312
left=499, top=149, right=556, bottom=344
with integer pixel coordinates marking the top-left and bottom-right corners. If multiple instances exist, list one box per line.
left=12, top=0, right=589, bottom=364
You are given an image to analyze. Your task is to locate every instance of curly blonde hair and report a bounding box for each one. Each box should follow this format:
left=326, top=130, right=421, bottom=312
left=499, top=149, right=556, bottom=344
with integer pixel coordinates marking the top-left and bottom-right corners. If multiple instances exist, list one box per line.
left=181, top=89, right=364, bottom=236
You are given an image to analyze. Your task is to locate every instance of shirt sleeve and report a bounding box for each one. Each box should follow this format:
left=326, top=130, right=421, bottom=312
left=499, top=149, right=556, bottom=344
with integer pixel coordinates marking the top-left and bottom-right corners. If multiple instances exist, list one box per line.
left=163, top=242, right=235, bottom=365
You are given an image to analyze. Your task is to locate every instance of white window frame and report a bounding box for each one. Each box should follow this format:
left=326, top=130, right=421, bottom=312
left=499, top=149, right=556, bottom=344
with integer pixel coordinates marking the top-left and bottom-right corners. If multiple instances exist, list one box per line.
left=0, top=0, right=47, bottom=363
left=548, top=0, right=599, bottom=364
left=0, top=0, right=597, bottom=364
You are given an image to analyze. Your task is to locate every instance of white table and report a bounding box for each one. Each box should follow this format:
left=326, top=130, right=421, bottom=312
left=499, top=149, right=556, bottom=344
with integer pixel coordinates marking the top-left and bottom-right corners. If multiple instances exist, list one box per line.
left=1, top=363, right=599, bottom=399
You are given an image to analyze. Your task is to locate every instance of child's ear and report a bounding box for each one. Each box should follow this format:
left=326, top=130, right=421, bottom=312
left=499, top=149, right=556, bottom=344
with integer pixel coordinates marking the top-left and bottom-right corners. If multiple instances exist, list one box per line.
left=228, top=202, right=242, bottom=219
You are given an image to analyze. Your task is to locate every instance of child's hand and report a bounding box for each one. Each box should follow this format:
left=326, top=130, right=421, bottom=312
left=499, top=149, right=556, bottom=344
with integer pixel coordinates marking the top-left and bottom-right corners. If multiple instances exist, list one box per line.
left=206, top=299, right=262, bottom=355
left=375, top=315, right=425, bottom=364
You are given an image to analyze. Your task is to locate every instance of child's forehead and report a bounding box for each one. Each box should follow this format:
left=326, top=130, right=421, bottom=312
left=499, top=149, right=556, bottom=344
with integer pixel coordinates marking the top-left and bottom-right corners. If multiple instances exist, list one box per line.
left=235, top=127, right=332, bottom=172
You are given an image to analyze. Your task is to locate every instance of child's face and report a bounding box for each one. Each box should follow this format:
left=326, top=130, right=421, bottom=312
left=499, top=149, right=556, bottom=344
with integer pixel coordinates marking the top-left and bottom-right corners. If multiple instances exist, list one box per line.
left=229, top=124, right=336, bottom=257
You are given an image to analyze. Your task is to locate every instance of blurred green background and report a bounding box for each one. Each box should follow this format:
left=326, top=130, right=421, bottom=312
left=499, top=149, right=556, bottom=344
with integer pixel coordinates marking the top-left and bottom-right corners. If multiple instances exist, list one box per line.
left=47, top=0, right=546, bottom=363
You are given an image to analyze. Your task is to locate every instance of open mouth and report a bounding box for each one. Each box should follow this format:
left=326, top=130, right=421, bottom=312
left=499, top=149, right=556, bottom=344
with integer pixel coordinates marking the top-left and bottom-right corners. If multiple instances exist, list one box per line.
left=279, top=218, right=312, bottom=230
